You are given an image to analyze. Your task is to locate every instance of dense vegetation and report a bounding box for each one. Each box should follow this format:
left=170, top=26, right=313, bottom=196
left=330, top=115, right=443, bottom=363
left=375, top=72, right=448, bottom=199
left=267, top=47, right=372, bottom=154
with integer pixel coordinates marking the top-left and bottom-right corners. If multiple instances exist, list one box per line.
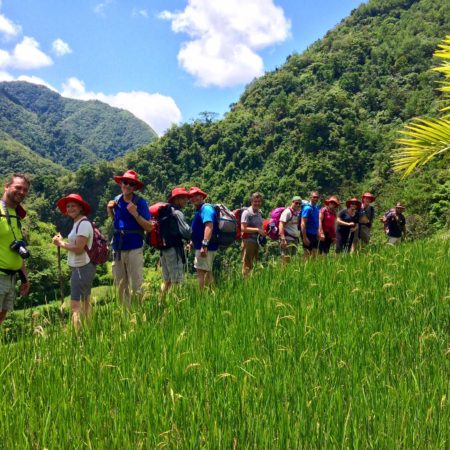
left=0, top=81, right=157, bottom=173
left=2, top=0, right=449, bottom=309
left=1, top=239, right=448, bottom=447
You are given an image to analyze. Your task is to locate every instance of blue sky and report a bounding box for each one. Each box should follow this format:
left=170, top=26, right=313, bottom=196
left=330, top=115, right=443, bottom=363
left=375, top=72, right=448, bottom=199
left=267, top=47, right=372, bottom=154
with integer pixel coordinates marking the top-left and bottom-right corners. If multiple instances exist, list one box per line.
left=0, top=0, right=365, bottom=135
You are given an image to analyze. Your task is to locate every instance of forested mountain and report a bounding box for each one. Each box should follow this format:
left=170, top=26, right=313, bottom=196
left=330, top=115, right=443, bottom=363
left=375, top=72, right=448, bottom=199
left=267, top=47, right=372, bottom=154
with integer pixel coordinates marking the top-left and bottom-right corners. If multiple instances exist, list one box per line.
left=83, top=0, right=445, bottom=220
left=0, top=81, right=157, bottom=172
left=9, top=0, right=450, bottom=235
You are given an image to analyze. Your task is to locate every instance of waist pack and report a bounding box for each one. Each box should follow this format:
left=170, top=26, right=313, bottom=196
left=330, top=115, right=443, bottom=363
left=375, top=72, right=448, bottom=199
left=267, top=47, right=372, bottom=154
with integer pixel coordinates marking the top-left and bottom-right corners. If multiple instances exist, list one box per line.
left=146, top=202, right=183, bottom=250
left=76, top=219, right=109, bottom=265
left=211, top=204, right=237, bottom=248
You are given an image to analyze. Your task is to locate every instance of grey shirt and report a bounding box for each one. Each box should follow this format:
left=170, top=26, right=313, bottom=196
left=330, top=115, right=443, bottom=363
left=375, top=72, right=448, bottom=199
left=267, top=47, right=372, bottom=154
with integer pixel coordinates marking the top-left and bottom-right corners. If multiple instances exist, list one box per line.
left=241, top=206, right=263, bottom=242
left=173, top=208, right=191, bottom=240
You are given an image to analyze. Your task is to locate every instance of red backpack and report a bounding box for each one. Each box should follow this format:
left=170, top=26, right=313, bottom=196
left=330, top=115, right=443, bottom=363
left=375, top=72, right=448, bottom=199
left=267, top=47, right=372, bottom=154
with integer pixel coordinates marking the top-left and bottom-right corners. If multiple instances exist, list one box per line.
left=146, top=202, right=183, bottom=250
left=76, top=219, right=109, bottom=265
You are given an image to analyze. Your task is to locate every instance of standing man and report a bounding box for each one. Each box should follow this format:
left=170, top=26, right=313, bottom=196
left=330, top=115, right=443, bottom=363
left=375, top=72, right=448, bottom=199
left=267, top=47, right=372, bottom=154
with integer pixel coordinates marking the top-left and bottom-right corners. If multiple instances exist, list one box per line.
left=279, top=196, right=302, bottom=265
left=383, top=202, right=407, bottom=245
left=107, top=170, right=152, bottom=306
left=355, top=192, right=376, bottom=248
left=0, top=174, right=30, bottom=326
left=301, top=191, right=320, bottom=258
left=189, top=187, right=218, bottom=289
left=241, top=192, right=266, bottom=277
left=160, top=187, right=191, bottom=294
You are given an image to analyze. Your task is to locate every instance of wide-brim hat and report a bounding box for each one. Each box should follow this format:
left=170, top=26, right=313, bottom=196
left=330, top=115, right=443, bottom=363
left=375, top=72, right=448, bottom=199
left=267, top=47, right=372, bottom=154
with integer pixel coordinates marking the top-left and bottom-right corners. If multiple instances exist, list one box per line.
left=57, top=193, right=91, bottom=216
left=168, top=187, right=189, bottom=203
left=325, top=195, right=340, bottom=206
left=346, top=197, right=362, bottom=209
left=395, top=202, right=406, bottom=209
left=189, top=186, right=208, bottom=199
left=113, top=170, right=144, bottom=190
left=362, top=192, right=376, bottom=202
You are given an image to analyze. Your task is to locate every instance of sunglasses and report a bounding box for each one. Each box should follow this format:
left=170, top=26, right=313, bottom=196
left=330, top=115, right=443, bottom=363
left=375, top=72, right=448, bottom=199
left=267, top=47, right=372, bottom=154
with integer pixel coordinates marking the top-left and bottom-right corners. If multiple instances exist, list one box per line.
left=293, top=201, right=301, bottom=206
left=311, top=196, right=319, bottom=199
left=122, top=180, right=136, bottom=187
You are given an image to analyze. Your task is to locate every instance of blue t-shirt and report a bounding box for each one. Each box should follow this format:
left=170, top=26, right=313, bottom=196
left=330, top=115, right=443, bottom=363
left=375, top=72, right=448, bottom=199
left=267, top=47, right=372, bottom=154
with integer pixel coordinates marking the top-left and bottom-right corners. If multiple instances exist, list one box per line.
left=113, top=194, right=150, bottom=251
left=191, top=203, right=219, bottom=251
left=301, top=204, right=320, bottom=235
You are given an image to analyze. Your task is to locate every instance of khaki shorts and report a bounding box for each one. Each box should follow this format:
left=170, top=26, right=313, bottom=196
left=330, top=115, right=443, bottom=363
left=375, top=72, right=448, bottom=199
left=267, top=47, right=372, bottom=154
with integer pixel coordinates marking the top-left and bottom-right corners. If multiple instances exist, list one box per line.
left=161, top=247, right=185, bottom=283
left=194, top=250, right=217, bottom=272
left=0, top=273, right=16, bottom=312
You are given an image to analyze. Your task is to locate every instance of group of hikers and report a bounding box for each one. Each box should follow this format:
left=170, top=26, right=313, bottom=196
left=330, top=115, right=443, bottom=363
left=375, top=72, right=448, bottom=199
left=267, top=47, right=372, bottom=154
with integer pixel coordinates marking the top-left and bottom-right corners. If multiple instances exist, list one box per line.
left=0, top=171, right=407, bottom=330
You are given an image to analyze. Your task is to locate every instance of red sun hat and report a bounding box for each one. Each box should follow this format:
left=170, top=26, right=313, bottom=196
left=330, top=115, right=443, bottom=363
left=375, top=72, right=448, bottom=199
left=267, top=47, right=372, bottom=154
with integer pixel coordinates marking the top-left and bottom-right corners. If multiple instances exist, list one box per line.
left=325, top=195, right=340, bottom=206
left=362, top=192, right=376, bottom=202
left=168, top=187, right=189, bottom=203
left=57, top=193, right=91, bottom=216
left=346, top=197, right=362, bottom=209
left=189, top=186, right=208, bottom=199
left=113, top=170, right=144, bottom=190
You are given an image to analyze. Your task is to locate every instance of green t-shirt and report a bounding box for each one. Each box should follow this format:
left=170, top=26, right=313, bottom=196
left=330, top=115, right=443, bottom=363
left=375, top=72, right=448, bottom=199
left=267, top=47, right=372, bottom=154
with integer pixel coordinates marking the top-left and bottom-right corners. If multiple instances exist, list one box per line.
left=0, top=205, right=23, bottom=271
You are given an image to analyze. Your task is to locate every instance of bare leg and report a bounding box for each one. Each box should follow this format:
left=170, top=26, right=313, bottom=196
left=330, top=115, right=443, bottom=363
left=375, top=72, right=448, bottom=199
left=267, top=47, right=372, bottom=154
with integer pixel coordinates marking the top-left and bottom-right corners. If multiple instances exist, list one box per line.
left=71, top=300, right=81, bottom=332
left=0, top=310, right=7, bottom=326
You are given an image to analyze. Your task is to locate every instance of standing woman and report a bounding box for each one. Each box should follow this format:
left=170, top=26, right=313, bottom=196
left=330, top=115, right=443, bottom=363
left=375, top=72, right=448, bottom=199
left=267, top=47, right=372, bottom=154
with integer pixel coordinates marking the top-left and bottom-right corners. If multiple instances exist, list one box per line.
left=335, top=198, right=361, bottom=254
left=52, top=194, right=95, bottom=330
left=318, top=195, right=339, bottom=255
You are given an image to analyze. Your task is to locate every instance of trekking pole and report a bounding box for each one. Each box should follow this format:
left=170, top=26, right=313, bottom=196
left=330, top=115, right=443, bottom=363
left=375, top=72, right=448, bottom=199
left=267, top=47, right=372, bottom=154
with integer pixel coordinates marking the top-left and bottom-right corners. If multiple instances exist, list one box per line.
left=57, top=245, right=65, bottom=313
left=344, top=229, right=354, bottom=254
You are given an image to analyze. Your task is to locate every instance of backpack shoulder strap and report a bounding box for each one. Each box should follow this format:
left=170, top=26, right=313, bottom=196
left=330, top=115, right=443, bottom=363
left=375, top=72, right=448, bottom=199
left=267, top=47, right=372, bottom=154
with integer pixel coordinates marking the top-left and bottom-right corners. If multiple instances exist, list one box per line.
left=75, top=218, right=90, bottom=234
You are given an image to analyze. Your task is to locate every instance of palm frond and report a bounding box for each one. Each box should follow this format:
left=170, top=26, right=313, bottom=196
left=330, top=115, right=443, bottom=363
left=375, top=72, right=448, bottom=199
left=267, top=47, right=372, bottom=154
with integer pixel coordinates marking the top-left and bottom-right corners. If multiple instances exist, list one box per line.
left=393, top=117, right=450, bottom=177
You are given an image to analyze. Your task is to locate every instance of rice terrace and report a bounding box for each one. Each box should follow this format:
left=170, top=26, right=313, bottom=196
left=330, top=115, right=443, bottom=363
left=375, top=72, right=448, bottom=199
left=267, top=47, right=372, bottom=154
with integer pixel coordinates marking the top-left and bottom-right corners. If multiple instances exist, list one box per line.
left=0, top=238, right=449, bottom=448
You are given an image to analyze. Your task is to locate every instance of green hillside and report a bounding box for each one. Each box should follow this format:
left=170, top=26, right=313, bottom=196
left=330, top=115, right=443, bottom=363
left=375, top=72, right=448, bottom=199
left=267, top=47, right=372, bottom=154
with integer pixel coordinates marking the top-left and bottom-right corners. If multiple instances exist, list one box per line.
left=0, top=81, right=157, bottom=171
left=0, top=131, right=68, bottom=178
left=1, top=239, right=448, bottom=447
left=116, top=0, right=448, bottom=207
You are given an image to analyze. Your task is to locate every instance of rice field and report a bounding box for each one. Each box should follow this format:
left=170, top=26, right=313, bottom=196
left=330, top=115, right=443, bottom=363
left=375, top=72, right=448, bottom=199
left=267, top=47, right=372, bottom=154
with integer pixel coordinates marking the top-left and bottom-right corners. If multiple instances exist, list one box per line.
left=0, top=238, right=449, bottom=448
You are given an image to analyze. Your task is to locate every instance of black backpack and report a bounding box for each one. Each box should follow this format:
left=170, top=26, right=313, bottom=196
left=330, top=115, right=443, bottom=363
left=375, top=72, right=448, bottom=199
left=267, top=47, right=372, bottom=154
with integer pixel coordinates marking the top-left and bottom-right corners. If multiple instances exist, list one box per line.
left=146, top=202, right=183, bottom=250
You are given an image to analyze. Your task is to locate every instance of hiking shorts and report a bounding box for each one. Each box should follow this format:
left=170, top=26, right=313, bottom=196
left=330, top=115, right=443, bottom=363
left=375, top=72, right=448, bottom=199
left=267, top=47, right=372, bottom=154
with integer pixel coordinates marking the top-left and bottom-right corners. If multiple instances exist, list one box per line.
left=70, top=262, right=96, bottom=301
left=354, top=224, right=371, bottom=245
left=302, top=233, right=319, bottom=252
left=387, top=236, right=402, bottom=245
left=194, top=249, right=217, bottom=272
left=0, top=273, right=16, bottom=311
left=161, top=247, right=185, bottom=283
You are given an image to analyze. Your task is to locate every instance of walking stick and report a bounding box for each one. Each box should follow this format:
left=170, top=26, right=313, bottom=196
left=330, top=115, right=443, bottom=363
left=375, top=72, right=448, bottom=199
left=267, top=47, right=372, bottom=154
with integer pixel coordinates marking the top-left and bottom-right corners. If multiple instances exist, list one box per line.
left=57, top=245, right=65, bottom=313
left=344, top=229, right=354, bottom=254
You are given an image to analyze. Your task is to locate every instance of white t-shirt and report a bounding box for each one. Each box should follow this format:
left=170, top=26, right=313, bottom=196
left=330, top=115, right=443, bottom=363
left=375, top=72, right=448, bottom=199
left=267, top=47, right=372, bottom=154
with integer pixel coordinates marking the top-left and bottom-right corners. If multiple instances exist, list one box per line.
left=67, top=218, right=93, bottom=267
left=280, top=208, right=300, bottom=240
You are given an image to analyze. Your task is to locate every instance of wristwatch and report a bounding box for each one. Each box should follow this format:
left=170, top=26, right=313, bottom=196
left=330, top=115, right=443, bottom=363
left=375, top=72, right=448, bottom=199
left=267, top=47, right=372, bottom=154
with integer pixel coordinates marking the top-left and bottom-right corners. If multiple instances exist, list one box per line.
left=201, top=239, right=209, bottom=247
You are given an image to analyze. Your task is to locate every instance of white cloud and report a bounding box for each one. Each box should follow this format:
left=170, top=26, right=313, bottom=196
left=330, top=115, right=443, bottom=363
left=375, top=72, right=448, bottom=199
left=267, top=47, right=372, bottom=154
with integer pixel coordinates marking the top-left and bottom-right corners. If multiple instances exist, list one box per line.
left=9, top=36, right=52, bottom=70
left=52, top=38, right=72, bottom=56
left=94, top=0, right=114, bottom=17
left=61, top=77, right=181, bottom=136
left=0, top=13, right=21, bottom=37
left=131, top=8, right=148, bottom=19
left=160, top=0, right=291, bottom=87
left=0, top=36, right=53, bottom=70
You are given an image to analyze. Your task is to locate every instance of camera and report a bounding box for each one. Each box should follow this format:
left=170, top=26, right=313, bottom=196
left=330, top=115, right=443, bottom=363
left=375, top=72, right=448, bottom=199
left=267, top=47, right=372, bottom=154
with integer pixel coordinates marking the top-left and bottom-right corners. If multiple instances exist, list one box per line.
left=10, top=239, right=30, bottom=259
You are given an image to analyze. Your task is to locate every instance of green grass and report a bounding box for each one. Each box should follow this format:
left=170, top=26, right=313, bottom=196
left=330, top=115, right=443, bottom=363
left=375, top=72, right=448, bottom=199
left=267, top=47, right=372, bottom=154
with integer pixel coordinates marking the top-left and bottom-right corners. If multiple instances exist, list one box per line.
left=0, top=238, right=449, bottom=448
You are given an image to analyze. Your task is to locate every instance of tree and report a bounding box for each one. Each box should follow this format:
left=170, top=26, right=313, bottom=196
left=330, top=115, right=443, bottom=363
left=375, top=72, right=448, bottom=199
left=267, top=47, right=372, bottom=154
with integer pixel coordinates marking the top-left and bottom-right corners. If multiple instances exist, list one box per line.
left=393, top=35, right=450, bottom=177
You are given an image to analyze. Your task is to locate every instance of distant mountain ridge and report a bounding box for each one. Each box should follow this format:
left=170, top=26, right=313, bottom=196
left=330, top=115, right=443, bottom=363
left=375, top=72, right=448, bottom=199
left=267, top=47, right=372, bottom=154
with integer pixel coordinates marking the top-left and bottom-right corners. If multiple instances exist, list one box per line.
left=0, top=81, right=157, bottom=174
